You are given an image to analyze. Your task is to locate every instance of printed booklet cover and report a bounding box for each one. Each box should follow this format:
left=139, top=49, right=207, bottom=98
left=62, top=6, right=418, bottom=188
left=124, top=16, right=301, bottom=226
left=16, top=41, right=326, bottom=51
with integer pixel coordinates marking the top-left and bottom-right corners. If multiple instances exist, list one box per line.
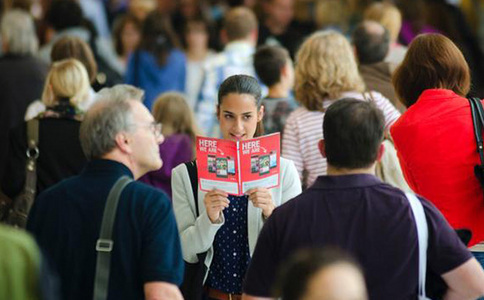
left=196, top=133, right=280, bottom=195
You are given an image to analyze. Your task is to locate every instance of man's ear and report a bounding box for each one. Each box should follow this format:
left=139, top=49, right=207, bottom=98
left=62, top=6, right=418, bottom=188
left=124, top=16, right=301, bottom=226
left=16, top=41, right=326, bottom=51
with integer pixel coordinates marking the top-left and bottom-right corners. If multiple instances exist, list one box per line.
left=258, top=105, right=265, bottom=122
left=318, top=139, right=326, bottom=158
left=115, top=132, right=132, bottom=154
left=216, top=105, right=221, bottom=122
left=376, top=143, right=385, bottom=162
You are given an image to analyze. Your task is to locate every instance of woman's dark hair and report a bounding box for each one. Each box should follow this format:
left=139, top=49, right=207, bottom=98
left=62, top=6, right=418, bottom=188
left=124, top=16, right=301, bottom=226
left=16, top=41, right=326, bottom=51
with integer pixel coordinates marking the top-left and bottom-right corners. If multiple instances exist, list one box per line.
left=273, top=248, right=363, bottom=300
left=218, top=75, right=264, bottom=137
left=112, top=13, right=142, bottom=56
left=51, top=36, right=98, bottom=84
left=46, top=0, right=83, bottom=31
left=139, top=11, right=181, bottom=66
left=392, top=33, right=471, bottom=108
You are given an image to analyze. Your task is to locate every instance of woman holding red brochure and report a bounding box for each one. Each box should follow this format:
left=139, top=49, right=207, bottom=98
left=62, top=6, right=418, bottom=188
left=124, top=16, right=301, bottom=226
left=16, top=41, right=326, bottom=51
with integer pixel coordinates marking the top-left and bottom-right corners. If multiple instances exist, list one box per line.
left=171, top=75, right=301, bottom=300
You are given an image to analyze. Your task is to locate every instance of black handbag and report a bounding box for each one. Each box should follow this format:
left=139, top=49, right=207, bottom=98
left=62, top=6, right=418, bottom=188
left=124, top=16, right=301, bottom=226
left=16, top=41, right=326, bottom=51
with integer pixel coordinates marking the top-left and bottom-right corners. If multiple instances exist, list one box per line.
left=180, top=160, right=208, bottom=300
left=0, top=119, right=40, bottom=228
left=468, top=97, right=484, bottom=190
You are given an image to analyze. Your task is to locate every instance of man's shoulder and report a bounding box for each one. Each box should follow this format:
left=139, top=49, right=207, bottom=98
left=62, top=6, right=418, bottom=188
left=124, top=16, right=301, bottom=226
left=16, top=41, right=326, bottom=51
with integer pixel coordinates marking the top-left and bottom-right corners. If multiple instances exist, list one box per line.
left=125, top=180, right=171, bottom=205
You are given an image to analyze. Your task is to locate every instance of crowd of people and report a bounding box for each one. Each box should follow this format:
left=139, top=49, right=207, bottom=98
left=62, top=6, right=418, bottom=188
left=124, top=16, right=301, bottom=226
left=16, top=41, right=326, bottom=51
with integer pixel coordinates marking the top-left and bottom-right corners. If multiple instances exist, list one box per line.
left=1, top=0, right=484, bottom=300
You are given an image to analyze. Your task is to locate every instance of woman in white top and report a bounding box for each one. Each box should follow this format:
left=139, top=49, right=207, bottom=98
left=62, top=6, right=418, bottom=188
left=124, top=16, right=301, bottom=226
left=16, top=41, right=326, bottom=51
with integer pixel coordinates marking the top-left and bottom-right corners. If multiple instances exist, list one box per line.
left=282, top=30, right=401, bottom=188
left=171, top=75, right=301, bottom=299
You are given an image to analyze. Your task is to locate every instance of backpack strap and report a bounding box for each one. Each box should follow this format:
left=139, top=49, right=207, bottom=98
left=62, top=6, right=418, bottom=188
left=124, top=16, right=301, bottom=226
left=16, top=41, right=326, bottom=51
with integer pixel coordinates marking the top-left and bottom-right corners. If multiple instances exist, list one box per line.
left=184, top=160, right=199, bottom=216
left=93, top=176, right=132, bottom=300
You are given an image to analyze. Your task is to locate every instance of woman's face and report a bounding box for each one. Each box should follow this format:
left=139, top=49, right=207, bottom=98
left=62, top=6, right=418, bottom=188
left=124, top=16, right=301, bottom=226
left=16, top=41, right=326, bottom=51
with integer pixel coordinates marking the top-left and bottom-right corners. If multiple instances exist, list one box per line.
left=185, top=26, right=208, bottom=51
left=121, top=21, right=141, bottom=55
left=217, top=93, right=263, bottom=142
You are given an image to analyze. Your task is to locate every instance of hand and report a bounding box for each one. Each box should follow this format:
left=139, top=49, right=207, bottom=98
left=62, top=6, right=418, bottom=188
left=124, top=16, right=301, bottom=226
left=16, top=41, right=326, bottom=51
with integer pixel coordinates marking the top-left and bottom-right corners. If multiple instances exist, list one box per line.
left=247, top=188, right=274, bottom=218
left=203, top=189, right=229, bottom=223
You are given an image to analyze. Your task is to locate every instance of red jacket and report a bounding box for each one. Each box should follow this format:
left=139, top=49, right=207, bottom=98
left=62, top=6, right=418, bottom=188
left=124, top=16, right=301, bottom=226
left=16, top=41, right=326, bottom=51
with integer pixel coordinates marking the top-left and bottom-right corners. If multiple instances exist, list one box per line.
left=391, top=89, right=484, bottom=246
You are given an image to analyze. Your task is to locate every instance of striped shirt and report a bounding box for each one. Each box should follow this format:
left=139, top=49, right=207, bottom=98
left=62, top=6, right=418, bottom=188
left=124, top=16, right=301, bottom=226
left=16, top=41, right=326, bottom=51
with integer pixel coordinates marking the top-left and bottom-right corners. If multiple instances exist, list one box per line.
left=282, top=91, right=401, bottom=187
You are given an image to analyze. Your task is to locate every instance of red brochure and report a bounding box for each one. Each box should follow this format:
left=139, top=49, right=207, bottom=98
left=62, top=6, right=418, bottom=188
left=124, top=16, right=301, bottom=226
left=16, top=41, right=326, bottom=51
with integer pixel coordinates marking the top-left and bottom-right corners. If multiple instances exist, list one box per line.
left=196, top=133, right=281, bottom=195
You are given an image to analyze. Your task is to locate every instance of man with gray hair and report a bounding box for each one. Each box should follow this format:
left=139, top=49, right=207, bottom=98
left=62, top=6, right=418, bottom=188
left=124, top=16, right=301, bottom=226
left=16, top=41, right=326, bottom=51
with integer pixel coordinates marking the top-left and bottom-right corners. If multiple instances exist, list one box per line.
left=27, top=85, right=184, bottom=300
left=352, top=20, right=405, bottom=113
left=0, top=9, right=48, bottom=181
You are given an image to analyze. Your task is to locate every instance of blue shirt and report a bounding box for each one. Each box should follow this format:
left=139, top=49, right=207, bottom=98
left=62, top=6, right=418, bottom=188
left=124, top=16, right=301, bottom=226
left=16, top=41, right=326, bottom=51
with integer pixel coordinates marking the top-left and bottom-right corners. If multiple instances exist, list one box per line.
left=125, top=49, right=186, bottom=110
left=206, top=195, right=251, bottom=294
left=27, top=159, right=184, bottom=300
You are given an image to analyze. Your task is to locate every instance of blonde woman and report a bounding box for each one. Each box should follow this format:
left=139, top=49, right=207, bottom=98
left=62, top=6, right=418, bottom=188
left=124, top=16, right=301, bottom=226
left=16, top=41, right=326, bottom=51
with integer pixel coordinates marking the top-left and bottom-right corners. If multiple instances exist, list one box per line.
left=2, top=59, right=91, bottom=197
left=364, top=2, right=407, bottom=65
left=139, top=92, right=199, bottom=198
left=282, top=30, right=400, bottom=188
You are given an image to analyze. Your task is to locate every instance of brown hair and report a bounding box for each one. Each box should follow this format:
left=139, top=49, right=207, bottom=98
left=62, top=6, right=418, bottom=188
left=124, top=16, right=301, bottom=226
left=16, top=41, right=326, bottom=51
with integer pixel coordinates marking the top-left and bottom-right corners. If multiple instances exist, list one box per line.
left=112, top=13, right=142, bottom=56
left=50, top=36, right=98, bottom=84
left=392, top=33, right=471, bottom=108
left=139, top=10, right=181, bottom=66
left=152, top=92, right=199, bottom=155
left=223, top=7, right=258, bottom=41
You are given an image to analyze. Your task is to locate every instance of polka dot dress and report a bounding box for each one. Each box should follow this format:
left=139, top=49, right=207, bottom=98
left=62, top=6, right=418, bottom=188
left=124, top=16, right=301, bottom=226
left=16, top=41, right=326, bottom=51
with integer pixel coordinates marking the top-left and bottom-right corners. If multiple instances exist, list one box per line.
left=206, top=195, right=251, bottom=294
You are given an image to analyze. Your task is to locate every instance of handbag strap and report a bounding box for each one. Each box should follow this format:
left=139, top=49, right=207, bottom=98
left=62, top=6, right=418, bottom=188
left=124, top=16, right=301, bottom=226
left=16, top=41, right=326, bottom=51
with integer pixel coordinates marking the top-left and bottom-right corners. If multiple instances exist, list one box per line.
left=185, top=160, right=199, bottom=216
left=24, top=119, right=40, bottom=194
left=10, top=119, right=40, bottom=227
left=468, top=97, right=484, bottom=165
left=93, top=176, right=132, bottom=300
left=405, top=193, right=429, bottom=299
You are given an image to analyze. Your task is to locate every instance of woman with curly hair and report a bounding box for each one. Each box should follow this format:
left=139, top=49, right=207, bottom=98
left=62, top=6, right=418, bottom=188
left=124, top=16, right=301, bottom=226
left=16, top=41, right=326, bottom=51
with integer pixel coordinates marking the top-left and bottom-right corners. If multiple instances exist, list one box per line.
left=282, top=30, right=400, bottom=188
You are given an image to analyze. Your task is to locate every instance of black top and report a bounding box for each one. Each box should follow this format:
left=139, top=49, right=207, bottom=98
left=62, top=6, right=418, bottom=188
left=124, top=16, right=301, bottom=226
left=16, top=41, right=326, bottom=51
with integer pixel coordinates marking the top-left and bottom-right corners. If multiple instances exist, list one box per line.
left=2, top=117, right=87, bottom=197
left=257, top=21, right=311, bottom=58
left=27, top=159, right=184, bottom=300
left=0, top=54, right=48, bottom=180
left=243, top=174, right=472, bottom=300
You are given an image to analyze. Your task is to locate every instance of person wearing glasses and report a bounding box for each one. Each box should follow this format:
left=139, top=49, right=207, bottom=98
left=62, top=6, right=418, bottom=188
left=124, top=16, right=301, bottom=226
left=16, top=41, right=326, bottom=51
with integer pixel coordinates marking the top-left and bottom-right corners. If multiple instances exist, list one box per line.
left=139, top=92, right=199, bottom=199
left=27, top=84, right=185, bottom=300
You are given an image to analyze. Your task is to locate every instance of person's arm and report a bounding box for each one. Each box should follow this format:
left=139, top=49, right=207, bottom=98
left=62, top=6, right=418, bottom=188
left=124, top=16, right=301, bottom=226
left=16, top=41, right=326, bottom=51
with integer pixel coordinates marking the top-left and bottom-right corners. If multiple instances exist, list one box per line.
left=371, top=91, right=401, bottom=128
left=442, top=258, right=484, bottom=300
left=171, top=165, right=224, bottom=261
left=282, top=113, right=304, bottom=181
left=144, top=282, right=184, bottom=300
left=280, top=159, right=302, bottom=203
left=242, top=294, right=272, bottom=300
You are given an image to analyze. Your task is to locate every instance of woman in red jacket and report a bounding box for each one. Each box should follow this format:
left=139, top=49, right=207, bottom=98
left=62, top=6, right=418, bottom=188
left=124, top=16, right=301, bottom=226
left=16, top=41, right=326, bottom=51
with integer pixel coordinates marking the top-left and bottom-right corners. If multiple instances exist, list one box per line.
left=391, top=34, right=484, bottom=261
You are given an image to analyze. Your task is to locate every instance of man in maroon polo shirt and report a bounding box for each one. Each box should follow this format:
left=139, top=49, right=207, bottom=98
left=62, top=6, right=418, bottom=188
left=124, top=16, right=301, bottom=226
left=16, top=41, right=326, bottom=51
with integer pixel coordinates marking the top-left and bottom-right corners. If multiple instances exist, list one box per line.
left=243, top=98, right=484, bottom=300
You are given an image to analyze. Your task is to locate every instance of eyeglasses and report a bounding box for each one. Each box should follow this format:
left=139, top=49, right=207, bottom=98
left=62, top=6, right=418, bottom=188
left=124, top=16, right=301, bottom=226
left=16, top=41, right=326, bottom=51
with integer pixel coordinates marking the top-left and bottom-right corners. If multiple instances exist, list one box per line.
left=137, top=122, right=163, bottom=138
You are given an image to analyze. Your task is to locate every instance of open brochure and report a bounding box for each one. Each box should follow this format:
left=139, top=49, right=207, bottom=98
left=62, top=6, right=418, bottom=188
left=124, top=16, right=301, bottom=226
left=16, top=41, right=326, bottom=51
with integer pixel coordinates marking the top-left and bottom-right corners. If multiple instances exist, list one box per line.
left=196, top=133, right=280, bottom=195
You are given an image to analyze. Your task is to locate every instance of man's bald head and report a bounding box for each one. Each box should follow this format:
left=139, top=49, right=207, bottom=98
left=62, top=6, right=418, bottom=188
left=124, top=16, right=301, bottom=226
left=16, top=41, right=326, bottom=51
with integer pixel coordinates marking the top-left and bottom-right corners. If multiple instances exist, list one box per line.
left=352, top=20, right=390, bottom=65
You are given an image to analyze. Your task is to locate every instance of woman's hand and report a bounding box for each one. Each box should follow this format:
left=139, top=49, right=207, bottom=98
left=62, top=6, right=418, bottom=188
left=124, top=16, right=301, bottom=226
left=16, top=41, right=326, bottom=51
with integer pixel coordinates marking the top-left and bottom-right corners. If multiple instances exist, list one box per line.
left=247, top=188, right=275, bottom=218
left=203, top=189, right=229, bottom=223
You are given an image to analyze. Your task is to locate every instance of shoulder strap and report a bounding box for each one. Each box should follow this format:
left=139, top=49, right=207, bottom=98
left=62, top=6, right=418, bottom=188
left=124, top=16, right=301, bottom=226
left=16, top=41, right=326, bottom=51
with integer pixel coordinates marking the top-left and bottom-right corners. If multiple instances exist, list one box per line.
left=27, top=118, right=39, bottom=148
left=93, top=176, right=133, bottom=300
left=134, top=50, right=140, bottom=87
left=468, top=97, right=484, bottom=165
left=8, top=119, right=40, bottom=228
left=184, top=160, right=199, bottom=216
left=405, top=193, right=429, bottom=299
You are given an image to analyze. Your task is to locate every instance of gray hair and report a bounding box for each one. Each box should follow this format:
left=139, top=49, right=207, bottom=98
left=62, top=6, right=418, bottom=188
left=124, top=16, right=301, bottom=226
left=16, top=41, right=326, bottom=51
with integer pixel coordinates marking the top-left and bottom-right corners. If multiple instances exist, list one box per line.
left=80, top=84, right=144, bottom=159
left=1, top=10, right=39, bottom=55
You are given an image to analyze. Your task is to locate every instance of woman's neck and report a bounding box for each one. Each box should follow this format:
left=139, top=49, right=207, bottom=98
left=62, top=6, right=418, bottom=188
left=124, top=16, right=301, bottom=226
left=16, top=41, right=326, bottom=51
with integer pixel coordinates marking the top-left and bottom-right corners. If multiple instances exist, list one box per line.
left=187, top=47, right=208, bottom=61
